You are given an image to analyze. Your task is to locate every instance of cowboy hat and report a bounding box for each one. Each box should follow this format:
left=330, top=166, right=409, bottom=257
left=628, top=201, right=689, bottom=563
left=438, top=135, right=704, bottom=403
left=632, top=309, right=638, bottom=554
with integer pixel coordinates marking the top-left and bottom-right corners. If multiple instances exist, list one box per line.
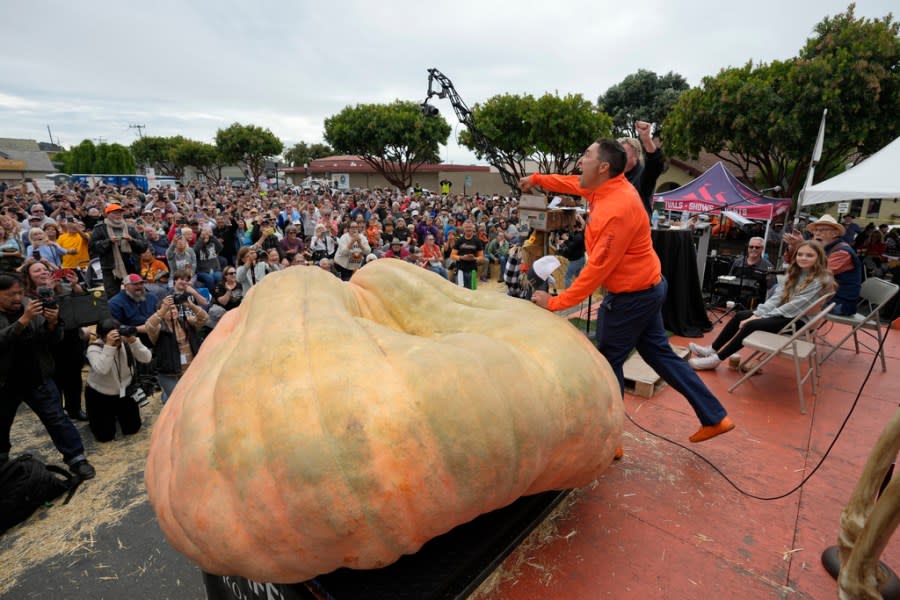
left=806, top=214, right=845, bottom=236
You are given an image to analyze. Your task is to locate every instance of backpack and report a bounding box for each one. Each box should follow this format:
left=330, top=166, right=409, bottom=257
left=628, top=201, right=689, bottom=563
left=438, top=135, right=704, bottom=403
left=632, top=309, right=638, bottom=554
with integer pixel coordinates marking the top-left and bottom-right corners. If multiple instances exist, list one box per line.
left=0, top=454, right=81, bottom=534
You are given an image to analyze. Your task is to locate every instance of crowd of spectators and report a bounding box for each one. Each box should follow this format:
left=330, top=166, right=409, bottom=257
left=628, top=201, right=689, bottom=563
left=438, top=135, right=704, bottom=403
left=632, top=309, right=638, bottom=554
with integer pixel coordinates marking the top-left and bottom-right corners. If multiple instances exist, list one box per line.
left=0, top=176, right=537, bottom=480
left=4, top=169, right=891, bottom=481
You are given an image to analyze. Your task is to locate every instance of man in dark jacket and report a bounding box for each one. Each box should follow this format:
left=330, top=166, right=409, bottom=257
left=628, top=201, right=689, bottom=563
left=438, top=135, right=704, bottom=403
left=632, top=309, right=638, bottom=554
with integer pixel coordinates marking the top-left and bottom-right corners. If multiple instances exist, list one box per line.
left=88, top=203, right=148, bottom=299
left=0, top=274, right=95, bottom=478
left=620, top=120, right=665, bottom=217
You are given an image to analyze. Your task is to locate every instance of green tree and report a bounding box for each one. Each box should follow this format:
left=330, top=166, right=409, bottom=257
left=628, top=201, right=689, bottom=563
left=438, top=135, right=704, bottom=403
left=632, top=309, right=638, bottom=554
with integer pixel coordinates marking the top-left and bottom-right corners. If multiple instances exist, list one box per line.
left=131, top=136, right=187, bottom=178
left=99, top=143, right=135, bottom=173
left=283, top=141, right=334, bottom=167
left=324, top=100, right=451, bottom=190
left=56, top=141, right=135, bottom=174
left=458, top=93, right=534, bottom=184
left=215, top=123, right=283, bottom=187
left=172, top=140, right=228, bottom=185
left=69, top=140, right=97, bottom=173
left=530, top=93, right=612, bottom=174
left=598, top=70, right=689, bottom=138
left=459, top=92, right=611, bottom=179
left=664, top=5, right=900, bottom=199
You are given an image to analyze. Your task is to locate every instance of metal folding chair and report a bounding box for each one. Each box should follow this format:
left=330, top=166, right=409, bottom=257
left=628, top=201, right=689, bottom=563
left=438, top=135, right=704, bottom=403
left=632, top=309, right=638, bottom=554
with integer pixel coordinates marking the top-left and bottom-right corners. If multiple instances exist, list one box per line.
left=817, top=277, right=899, bottom=372
left=728, top=301, right=835, bottom=414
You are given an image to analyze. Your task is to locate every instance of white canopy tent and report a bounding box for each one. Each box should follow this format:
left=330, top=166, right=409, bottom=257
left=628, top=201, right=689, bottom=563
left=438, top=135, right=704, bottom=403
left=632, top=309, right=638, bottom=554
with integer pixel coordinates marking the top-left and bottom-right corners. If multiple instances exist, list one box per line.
left=800, top=136, right=900, bottom=206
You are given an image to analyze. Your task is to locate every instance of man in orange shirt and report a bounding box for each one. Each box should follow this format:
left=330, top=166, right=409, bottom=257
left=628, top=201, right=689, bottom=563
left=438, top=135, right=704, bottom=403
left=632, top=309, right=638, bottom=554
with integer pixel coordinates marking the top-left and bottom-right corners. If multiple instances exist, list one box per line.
left=521, top=138, right=733, bottom=443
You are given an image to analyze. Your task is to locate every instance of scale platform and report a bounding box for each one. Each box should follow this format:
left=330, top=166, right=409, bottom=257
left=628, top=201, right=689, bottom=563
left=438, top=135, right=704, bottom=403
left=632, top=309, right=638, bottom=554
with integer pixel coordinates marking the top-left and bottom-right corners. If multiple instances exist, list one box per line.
left=203, top=490, right=570, bottom=600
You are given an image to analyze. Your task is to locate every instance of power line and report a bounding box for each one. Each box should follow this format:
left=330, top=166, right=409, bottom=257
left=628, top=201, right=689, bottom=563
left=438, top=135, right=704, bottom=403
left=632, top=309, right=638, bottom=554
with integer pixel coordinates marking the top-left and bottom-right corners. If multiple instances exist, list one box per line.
left=129, top=124, right=146, bottom=138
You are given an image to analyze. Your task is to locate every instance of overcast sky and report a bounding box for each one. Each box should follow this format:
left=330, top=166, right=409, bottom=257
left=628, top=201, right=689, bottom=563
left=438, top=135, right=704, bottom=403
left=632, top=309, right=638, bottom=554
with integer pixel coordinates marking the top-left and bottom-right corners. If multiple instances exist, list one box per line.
left=2, top=0, right=895, bottom=165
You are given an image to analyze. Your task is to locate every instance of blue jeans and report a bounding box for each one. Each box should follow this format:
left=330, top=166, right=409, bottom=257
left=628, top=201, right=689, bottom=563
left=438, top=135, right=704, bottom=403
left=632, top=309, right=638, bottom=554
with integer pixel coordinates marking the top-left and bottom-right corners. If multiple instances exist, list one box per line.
left=597, top=278, right=727, bottom=426
left=427, top=263, right=449, bottom=279
left=565, top=255, right=586, bottom=288
left=196, top=270, right=222, bottom=293
left=0, top=378, right=86, bottom=465
left=157, top=374, right=181, bottom=404
left=486, top=253, right=507, bottom=280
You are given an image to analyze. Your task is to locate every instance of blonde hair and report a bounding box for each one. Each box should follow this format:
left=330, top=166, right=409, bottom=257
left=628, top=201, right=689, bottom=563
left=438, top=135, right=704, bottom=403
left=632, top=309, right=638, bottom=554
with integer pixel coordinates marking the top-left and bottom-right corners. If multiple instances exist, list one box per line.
left=617, top=137, right=644, bottom=165
left=28, top=227, right=46, bottom=245
left=781, top=241, right=834, bottom=304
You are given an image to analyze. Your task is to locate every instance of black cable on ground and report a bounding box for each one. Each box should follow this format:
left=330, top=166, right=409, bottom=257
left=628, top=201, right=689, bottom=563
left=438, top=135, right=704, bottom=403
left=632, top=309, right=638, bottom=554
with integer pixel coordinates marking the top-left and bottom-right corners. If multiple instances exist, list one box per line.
left=622, top=322, right=892, bottom=501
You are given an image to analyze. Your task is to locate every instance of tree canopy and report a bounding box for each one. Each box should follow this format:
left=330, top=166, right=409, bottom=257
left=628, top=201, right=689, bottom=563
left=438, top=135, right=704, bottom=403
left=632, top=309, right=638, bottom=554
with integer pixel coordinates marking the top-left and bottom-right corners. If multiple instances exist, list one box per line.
left=131, top=136, right=188, bottom=178
left=283, top=141, right=334, bottom=168
left=215, top=123, right=284, bottom=187
left=664, top=5, right=900, bottom=199
left=598, top=69, right=689, bottom=138
left=172, top=140, right=228, bottom=185
left=324, top=100, right=451, bottom=190
left=458, top=92, right=611, bottom=180
left=57, top=140, right=135, bottom=174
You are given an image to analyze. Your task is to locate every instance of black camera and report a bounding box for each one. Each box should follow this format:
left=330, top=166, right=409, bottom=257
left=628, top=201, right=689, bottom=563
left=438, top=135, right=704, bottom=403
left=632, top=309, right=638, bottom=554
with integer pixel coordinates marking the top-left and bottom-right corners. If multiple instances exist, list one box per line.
left=118, top=325, right=138, bottom=337
left=255, top=248, right=268, bottom=260
left=172, top=292, right=190, bottom=305
left=36, top=286, right=57, bottom=310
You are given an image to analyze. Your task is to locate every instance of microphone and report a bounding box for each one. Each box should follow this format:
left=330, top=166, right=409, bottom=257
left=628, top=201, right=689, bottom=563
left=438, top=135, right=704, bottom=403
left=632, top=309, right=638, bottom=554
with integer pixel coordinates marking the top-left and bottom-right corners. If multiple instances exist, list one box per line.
left=759, top=185, right=782, bottom=193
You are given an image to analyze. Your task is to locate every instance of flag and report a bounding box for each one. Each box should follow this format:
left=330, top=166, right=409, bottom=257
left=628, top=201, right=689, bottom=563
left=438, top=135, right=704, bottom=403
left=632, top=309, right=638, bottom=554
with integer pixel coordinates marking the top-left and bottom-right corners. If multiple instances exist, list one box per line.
left=799, top=108, right=828, bottom=206
left=811, top=108, right=827, bottom=165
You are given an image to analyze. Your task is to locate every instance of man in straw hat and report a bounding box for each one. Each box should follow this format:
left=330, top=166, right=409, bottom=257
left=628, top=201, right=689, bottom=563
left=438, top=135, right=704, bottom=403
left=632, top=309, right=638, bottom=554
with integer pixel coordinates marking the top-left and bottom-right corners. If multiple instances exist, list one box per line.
left=786, top=214, right=861, bottom=315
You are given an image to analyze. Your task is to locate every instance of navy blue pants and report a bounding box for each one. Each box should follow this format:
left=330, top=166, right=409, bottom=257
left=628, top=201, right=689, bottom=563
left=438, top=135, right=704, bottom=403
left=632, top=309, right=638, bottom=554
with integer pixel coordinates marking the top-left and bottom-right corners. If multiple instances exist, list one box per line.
left=0, top=378, right=87, bottom=465
left=596, top=278, right=728, bottom=426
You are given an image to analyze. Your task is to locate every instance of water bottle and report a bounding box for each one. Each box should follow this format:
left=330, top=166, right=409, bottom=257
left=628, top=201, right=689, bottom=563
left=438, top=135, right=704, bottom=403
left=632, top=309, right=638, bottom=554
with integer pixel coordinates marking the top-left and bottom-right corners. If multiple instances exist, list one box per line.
left=651, top=210, right=659, bottom=230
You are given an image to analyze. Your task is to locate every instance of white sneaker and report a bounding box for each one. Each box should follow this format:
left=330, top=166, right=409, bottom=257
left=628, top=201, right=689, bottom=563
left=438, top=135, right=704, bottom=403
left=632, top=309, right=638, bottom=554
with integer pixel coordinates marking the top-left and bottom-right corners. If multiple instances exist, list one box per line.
left=688, top=343, right=716, bottom=357
left=689, top=354, right=722, bottom=370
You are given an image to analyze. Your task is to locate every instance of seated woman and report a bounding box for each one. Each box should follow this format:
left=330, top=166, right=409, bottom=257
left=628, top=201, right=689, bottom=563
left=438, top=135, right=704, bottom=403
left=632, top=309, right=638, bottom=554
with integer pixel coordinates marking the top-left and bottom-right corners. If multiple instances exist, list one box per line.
left=418, top=234, right=448, bottom=279
left=689, top=240, right=833, bottom=371
left=138, top=247, right=170, bottom=299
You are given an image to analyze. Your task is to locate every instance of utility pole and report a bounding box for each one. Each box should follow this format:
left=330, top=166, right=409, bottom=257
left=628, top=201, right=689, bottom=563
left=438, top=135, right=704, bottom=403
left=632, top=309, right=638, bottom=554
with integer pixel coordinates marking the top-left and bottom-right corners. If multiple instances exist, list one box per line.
left=129, top=124, right=146, bottom=138
left=93, top=137, right=106, bottom=145
left=46, top=125, right=56, bottom=146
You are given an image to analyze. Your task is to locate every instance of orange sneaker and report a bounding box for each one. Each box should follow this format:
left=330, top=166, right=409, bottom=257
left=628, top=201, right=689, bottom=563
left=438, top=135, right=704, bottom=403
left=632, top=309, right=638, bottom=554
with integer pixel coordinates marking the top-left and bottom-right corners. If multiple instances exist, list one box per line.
left=614, top=446, right=624, bottom=460
left=689, top=417, right=735, bottom=443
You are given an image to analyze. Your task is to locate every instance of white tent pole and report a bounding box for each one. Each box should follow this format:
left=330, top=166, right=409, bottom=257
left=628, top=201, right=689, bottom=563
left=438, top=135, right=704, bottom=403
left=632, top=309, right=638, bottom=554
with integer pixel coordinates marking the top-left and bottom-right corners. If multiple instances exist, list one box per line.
left=779, top=108, right=827, bottom=266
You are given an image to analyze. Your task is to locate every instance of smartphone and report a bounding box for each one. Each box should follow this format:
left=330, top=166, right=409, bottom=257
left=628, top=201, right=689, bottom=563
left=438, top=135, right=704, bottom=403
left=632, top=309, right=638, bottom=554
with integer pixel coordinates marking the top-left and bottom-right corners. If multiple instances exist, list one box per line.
left=32, top=249, right=41, bottom=260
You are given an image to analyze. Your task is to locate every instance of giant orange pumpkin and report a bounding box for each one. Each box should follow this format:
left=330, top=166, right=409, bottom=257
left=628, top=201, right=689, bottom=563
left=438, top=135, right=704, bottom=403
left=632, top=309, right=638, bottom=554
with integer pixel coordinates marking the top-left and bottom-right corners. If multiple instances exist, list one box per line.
left=145, top=259, right=623, bottom=583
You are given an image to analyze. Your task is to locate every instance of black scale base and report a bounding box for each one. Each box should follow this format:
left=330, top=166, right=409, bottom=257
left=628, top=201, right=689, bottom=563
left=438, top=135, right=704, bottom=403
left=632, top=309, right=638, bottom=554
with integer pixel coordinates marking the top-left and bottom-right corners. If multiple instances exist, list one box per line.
left=203, top=489, right=569, bottom=600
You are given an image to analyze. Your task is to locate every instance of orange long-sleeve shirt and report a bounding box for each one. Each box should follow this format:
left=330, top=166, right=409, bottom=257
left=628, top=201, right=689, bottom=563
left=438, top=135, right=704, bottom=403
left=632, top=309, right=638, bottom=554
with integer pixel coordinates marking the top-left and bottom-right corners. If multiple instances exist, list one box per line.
left=530, top=173, right=661, bottom=311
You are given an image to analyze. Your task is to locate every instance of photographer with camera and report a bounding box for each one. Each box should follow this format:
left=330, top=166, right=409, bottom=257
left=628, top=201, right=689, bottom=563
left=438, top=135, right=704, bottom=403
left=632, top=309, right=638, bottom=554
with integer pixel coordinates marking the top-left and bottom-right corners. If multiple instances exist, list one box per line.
left=21, top=259, right=89, bottom=421
left=235, top=246, right=266, bottom=295
left=143, top=271, right=208, bottom=404
left=84, top=318, right=152, bottom=442
left=0, top=273, right=96, bottom=479
left=170, top=269, right=209, bottom=308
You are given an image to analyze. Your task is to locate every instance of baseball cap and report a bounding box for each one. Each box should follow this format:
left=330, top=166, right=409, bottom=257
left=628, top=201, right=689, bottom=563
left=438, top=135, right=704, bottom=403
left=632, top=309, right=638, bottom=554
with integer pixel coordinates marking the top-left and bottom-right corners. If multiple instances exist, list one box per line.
left=105, top=203, right=124, bottom=213
left=124, top=274, right=145, bottom=285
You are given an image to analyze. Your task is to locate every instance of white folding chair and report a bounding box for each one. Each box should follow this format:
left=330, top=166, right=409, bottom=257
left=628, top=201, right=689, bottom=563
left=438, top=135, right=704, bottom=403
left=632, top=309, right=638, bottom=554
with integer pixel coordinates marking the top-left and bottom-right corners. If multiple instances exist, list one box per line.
left=776, top=291, right=836, bottom=336
left=817, top=277, right=899, bottom=372
left=728, top=302, right=835, bottom=414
